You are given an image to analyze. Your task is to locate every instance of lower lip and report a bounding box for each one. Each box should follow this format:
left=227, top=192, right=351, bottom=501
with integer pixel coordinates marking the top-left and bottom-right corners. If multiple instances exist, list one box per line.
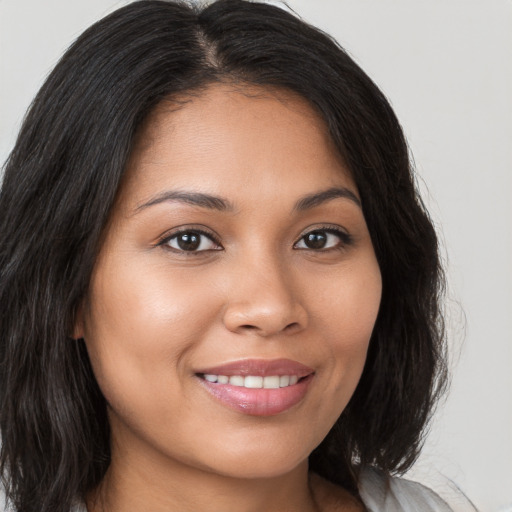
left=198, top=375, right=314, bottom=416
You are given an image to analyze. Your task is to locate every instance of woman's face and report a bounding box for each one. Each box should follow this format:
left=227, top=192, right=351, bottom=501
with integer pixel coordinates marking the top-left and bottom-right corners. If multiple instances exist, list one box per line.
left=77, top=83, right=382, bottom=480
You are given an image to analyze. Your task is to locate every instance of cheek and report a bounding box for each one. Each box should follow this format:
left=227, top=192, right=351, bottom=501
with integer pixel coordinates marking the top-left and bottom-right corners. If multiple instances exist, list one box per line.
left=311, top=257, right=381, bottom=395
left=314, top=256, right=381, bottom=341
left=81, top=258, right=222, bottom=404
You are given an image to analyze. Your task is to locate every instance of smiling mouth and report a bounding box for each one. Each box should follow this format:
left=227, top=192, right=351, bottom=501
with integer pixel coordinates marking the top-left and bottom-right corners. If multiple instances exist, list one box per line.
left=194, top=359, right=315, bottom=416
left=198, top=373, right=305, bottom=389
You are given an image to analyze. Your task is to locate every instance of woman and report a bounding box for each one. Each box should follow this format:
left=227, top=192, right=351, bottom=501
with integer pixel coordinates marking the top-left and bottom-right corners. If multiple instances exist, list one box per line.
left=0, top=1, right=455, bottom=510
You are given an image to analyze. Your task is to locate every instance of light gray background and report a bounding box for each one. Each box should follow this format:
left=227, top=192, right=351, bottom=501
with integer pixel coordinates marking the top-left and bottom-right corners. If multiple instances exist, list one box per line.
left=1, top=1, right=511, bottom=511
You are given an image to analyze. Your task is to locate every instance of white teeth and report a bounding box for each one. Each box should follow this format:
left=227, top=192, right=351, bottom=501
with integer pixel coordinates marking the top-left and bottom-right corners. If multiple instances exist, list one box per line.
left=263, top=376, right=280, bottom=389
left=244, top=376, right=263, bottom=388
left=202, top=374, right=301, bottom=388
left=229, top=375, right=244, bottom=386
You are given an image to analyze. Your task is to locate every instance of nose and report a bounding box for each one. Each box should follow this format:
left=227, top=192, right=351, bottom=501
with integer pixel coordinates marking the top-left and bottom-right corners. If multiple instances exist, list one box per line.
left=222, top=256, right=308, bottom=337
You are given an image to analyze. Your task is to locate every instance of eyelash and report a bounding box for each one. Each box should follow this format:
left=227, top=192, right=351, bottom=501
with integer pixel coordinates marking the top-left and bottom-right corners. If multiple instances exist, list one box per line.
left=158, top=227, right=222, bottom=254
left=294, top=225, right=354, bottom=251
left=157, top=225, right=353, bottom=255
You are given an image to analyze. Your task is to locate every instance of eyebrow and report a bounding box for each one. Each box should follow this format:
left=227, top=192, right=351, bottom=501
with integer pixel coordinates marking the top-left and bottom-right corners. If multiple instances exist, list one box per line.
left=135, top=186, right=361, bottom=214
left=135, top=190, right=234, bottom=212
left=294, top=187, right=361, bottom=211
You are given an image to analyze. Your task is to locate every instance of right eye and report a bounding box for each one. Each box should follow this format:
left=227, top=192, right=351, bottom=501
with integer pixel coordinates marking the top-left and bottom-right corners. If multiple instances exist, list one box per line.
left=161, top=230, right=221, bottom=253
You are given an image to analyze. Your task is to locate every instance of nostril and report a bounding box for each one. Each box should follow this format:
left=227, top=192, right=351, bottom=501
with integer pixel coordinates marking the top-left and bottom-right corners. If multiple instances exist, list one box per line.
left=223, top=304, right=308, bottom=337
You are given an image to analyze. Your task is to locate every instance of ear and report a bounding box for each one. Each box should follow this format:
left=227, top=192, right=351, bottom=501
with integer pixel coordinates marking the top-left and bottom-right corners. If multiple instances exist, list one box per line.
left=71, top=302, right=86, bottom=340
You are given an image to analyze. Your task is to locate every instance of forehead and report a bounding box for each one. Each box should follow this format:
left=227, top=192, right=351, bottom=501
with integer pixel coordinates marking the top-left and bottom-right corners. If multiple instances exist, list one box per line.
left=122, top=83, right=355, bottom=209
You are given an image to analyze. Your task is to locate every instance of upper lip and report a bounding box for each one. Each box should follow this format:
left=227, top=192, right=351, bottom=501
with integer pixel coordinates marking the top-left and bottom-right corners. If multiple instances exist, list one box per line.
left=195, top=358, right=314, bottom=378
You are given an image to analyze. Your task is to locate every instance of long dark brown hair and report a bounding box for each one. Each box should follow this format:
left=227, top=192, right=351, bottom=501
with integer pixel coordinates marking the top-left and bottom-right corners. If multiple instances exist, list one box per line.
left=0, top=1, right=447, bottom=510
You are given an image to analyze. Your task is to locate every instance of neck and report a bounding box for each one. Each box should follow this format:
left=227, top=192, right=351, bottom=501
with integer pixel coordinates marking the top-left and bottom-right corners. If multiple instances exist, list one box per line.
left=87, top=439, right=319, bottom=512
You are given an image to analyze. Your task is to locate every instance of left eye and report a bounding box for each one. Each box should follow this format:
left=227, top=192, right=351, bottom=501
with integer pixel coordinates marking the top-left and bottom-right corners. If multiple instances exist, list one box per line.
left=294, top=229, right=347, bottom=250
left=165, top=231, right=220, bottom=252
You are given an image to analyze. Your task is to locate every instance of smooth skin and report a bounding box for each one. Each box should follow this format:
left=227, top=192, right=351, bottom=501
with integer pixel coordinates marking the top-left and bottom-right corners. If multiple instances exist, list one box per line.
left=76, top=83, right=382, bottom=512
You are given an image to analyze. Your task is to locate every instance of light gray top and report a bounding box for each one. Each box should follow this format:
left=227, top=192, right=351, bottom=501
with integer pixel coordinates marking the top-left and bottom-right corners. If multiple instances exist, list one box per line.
left=358, top=467, right=454, bottom=511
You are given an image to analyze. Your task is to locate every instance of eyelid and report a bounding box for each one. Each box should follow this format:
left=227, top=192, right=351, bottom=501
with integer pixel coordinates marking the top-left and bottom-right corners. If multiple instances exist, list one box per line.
left=157, top=225, right=223, bottom=252
left=155, top=223, right=352, bottom=254
left=293, top=224, right=353, bottom=249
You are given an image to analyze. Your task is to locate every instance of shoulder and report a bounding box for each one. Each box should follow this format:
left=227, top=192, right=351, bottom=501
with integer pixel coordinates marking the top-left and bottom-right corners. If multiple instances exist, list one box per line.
left=358, top=467, right=454, bottom=512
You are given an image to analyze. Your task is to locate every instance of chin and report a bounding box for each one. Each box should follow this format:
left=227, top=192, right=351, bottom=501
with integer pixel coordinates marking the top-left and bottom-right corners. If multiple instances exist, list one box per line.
left=192, top=438, right=313, bottom=480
